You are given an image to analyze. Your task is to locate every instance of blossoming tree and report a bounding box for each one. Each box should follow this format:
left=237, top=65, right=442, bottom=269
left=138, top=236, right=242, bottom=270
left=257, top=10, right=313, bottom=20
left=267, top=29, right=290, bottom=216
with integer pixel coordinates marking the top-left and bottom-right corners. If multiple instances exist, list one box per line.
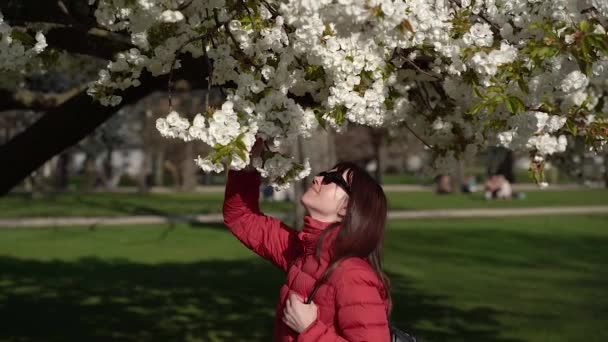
left=2, top=0, right=607, bottom=191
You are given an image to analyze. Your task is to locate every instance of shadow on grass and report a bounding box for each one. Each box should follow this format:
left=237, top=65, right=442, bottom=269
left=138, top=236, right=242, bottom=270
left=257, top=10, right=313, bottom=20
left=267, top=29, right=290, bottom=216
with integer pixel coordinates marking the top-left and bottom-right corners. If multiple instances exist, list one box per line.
left=73, top=195, right=196, bottom=217
left=389, top=272, right=521, bottom=342
left=0, top=257, right=520, bottom=342
left=72, top=195, right=293, bottom=222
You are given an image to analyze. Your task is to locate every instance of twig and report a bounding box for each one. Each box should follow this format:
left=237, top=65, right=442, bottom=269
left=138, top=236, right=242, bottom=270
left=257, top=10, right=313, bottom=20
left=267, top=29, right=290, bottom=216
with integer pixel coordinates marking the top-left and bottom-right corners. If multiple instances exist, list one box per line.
left=165, top=12, right=236, bottom=111
left=261, top=0, right=279, bottom=17
left=293, top=55, right=306, bottom=68
left=448, top=0, right=501, bottom=35
left=238, top=0, right=257, bottom=32
left=56, top=0, right=91, bottom=30
left=177, top=0, right=194, bottom=11
left=224, top=22, right=242, bottom=48
left=202, top=37, right=213, bottom=111
left=405, top=58, right=441, bottom=79
left=214, top=8, right=262, bottom=70
left=415, top=82, right=433, bottom=112
left=168, top=61, right=175, bottom=111
left=403, top=122, right=433, bottom=150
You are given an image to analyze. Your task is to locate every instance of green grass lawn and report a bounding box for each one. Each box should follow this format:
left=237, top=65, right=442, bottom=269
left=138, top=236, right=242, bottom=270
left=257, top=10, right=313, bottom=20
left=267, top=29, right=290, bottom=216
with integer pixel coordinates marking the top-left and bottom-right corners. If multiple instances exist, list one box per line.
left=0, top=215, right=607, bottom=341
left=1, top=189, right=607, bottom=218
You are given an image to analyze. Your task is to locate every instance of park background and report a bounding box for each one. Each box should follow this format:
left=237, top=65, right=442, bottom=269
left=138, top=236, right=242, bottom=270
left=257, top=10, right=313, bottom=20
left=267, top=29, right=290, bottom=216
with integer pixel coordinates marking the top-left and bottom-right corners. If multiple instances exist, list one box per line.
left=1, top=106, right=607, bottom=341
left=1, top=1, right=608, bottom=341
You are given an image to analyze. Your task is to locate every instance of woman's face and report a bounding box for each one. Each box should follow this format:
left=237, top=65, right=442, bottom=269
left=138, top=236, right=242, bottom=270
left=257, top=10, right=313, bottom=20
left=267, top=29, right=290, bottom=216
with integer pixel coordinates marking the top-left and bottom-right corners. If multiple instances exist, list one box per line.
left=301, top=168, right=350, bottom=222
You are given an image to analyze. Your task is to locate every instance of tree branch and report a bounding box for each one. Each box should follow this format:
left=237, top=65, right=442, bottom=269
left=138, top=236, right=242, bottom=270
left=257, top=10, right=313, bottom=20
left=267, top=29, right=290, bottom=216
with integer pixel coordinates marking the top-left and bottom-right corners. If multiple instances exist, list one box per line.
left=0, top=87, right=83, bottom=112
left=1, top=0, right=96, bottom=28
left=0, top=54, right=213, bottom=194
left=448, top=0, right=501, bottom=35
left=44, top=27, right=133, bottom=60
left=403, top=122, right=433, bottom=150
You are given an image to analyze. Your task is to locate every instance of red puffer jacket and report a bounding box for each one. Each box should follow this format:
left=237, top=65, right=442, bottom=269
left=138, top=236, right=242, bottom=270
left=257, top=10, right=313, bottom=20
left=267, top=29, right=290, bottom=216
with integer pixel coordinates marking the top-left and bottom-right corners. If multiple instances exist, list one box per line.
left=223, top=170, right=390, bottom=341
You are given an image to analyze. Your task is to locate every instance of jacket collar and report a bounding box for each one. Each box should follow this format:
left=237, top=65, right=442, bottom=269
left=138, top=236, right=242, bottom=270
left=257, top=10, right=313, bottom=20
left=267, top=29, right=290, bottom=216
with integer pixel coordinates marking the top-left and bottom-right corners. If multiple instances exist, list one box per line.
left=299, top=215, right=340, bottom=256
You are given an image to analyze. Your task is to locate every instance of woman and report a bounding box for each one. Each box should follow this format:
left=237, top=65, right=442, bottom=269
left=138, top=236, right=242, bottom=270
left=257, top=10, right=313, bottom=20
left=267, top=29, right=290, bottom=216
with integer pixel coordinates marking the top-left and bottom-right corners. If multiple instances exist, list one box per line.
left=223, top=142, right=391, bottom=341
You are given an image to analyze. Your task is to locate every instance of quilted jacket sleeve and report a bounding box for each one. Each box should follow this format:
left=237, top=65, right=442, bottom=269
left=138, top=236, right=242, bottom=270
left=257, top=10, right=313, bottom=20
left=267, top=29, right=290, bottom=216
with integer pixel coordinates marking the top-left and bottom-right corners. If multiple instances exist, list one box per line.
left=223, top=170, right=301, bottom=272
left=297, top=266, right=390, bottom=342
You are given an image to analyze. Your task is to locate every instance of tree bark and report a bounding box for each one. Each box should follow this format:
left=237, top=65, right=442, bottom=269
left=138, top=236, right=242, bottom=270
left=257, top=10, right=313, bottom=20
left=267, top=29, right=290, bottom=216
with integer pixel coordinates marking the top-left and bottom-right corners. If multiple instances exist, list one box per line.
left=292, top=129, right=337, bottom=229
left=137, top=149, right=151, bottom=193
left=293, top=136, right=308, bottom=229
left=154, top=150, right=165, bottom=186
left=164, top=160, right=180, bottom=189
left=83, top=153, right=97, bottom=191
left=180, top=142, right=198, bottom=190
left=368, top=128, right=384, bottom=183
left=53, top=152, right=71, bottom=191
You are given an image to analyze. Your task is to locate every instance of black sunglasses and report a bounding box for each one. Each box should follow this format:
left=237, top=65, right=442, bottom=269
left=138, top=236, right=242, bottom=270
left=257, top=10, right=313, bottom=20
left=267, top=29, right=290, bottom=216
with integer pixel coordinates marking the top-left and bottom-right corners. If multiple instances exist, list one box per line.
left=317, top=170, right=351, bottom=194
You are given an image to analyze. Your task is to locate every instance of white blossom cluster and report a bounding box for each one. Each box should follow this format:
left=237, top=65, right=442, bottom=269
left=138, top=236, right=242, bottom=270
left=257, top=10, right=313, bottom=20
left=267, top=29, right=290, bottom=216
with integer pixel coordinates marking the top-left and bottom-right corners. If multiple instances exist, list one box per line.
left=252, top=155, right=312, bottom=191
left=497, top=111, right=568, bottom=157
left=5, top=0, right=602, bottom=185
left=0, top=11, right=47, bottom=72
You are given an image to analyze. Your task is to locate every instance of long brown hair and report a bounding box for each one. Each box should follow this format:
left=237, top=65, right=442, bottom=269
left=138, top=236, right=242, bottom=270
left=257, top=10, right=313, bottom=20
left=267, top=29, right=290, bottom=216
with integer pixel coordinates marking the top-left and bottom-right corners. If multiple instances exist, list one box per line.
left=315, top=162, right=391, bottom=311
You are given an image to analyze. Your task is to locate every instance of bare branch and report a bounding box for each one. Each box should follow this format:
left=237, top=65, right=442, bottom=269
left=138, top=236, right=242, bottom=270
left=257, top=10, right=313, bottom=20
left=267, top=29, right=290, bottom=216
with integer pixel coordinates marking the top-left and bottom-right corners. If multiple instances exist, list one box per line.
left=202, top=38, right=214, bottom=111
left=404, top=59, right=441, bottom=79
left=261, top=0, right=279, bottom=17
left=177, top=0, right=194, bottom=11
left=214, top=8, right=262, bottom=70
left=403, top=122, right=434, bottom=150
left=238, top=0, right=257, bottom=32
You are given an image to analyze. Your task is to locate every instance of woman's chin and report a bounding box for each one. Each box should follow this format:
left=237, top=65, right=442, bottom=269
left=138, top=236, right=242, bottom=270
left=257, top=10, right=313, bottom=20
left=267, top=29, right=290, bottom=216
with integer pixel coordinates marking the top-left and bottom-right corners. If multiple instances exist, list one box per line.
left=300, top=192, right=316, bottom=211
left=300, top=195, right=310, bottom=209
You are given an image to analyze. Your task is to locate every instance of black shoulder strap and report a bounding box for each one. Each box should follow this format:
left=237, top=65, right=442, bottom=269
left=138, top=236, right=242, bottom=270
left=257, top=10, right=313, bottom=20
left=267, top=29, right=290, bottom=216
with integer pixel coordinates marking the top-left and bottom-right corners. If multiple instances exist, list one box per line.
left=305, top=280, right=322, bottom=304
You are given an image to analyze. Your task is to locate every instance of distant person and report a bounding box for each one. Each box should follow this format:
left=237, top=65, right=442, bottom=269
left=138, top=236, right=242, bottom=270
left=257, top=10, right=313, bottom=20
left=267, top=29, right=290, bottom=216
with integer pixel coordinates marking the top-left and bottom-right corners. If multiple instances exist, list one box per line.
left=461, top=175, right=479, bottom=193
left=262, top=182, right=274, bottom=201
left=484, top=174, right=512, bottom=200
left=436, top=174, right=453, bottom=194
left=223, top=139, right=392, bottom=341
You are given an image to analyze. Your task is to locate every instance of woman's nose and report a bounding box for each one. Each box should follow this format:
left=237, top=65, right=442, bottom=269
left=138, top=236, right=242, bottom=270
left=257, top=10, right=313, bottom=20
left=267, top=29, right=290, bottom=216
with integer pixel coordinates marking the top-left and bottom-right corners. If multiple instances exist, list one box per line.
left=313, top=175, right=323, bottom=185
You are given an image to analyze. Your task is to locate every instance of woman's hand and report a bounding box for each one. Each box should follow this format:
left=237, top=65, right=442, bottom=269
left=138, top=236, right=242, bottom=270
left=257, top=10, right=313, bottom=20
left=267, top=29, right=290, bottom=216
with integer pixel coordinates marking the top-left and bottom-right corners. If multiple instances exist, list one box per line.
left=243, top=138, right=265, bottom=172
left=282, top=292, right=318, bottom=333
left=250, top=137, right=265, bottom=160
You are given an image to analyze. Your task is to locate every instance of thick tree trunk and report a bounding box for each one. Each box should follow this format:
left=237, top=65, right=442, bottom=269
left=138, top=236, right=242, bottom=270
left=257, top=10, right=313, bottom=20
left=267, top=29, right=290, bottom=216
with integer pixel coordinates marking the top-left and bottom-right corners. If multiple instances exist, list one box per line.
left=154, top=151, right=165, bottom=186
left=137, top=149, right=151, bottom=193
left=54, top=152, right=70, bottom=191
left=293, top=136, right=308, bottom=229
left=164, top=160, right=180, bottom=189
left=83, top=153, right=97, bottom=191
left=455, top=158, right=465, bottom=193
left=368, top=128, right=384, bottom=183
left=180, top=143, right=198, bottom=190
left=102, top=147, right=114, bottom=187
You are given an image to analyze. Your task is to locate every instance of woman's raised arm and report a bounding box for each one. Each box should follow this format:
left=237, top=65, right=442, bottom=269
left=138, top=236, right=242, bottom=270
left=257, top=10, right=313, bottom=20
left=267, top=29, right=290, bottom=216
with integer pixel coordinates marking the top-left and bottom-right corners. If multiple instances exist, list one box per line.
left=222, top=140, right=301, bottom=271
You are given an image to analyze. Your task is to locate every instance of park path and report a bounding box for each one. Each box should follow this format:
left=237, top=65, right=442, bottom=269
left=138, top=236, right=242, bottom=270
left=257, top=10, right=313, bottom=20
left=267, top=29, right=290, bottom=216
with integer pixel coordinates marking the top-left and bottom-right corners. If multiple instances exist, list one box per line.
left=1, top=205, right=607, bottom=228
